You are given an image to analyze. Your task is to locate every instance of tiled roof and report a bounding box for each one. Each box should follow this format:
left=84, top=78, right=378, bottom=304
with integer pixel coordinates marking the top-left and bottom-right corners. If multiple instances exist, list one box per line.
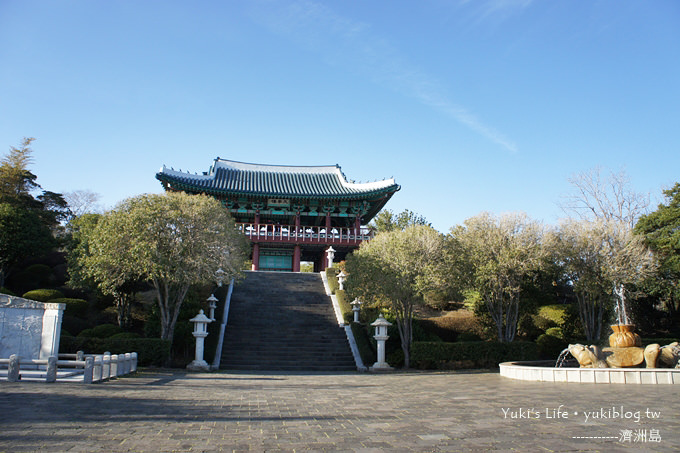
left=156, top=158, right=400, bottom=199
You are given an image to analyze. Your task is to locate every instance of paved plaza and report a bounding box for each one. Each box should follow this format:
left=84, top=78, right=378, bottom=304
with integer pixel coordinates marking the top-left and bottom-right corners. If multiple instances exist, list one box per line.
left=1, top=369, right=678, bottom=452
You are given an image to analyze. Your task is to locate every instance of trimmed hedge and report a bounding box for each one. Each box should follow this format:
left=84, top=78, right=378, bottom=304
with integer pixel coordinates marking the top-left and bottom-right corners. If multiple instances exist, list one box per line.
left=60, top=336, right=171, bottom=367
left=335, top=289, right=353, bottom=323
left=22, top=288, right=65, bottom=302
left=49, top=298, right=88, bottom=318
left=78, top=324, right=123, bottom=339
left=0, top=287, right=15, bottom=296
left=326, top=267, right=339, bottom=294
left=350, top=322, right=375, bottom=367
left=411, top=341, right=539, bottom=370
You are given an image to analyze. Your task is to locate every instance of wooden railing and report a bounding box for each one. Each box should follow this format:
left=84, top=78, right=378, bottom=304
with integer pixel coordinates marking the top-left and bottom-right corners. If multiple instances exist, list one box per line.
left=237, top=223, right=374, bottom=245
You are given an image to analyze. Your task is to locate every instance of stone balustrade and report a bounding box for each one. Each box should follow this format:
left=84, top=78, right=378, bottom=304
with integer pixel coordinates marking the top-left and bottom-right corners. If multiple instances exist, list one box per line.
left=0, top=351, right=137, bottom=383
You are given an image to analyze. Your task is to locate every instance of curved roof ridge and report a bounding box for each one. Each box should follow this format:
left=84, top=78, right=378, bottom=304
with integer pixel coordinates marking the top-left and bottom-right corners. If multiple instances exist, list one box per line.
left=214, top=158, right=340, bottom=175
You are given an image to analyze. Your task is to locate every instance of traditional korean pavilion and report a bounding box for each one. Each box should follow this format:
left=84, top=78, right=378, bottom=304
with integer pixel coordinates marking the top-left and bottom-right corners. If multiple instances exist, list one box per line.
left=156, top=158, right=400, bottom=272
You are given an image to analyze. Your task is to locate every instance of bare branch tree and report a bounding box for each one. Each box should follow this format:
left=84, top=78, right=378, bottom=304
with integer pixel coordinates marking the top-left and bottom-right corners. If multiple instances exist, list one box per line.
left=560, top=167, right=650, bottom=229
left=64, top=190, right=103, bottom=218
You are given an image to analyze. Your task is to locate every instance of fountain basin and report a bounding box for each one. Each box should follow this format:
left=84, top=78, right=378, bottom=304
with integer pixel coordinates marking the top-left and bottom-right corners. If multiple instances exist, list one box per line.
left=500, top=361, right=680, bottom=385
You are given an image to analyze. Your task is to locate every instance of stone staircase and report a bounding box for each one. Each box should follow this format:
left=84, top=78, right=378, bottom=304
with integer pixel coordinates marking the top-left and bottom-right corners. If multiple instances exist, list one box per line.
left=220, top=271, right=357, bottom=371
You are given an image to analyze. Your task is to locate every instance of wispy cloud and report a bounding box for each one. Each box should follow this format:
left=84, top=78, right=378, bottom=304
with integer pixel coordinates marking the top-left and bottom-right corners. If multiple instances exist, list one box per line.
left=249, top=0, right=518, bottom=153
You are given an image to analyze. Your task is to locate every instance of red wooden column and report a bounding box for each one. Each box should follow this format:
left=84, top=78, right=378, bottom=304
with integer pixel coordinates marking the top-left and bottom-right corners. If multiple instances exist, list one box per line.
left=251, top=243, right=260, bottom=271
left=293, top=245, right=301, bottom=272
left=319, top=249, right=327, bottom=272
left=325, top=212, right=331, bottom=230
left=354, top=215, right=361, bottom=237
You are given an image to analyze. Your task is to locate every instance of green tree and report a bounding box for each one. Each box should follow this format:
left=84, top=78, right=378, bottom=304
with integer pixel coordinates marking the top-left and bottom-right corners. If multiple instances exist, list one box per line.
left=634, top=183, right=680, bottom=319
left=345, top=225, right=445, bottom=368
left=0, top=137, right=40, bottom=204
left=449, top=212, right=546, bottom=342
left=0, top=138, right=65, bottom=286
left=370, top=209, right=430, bottom=233
left=0, top=204, right=55, bottom=286
left=550, top=219, right=656, bottom=341
left=81, top=192, right=250, bottom=344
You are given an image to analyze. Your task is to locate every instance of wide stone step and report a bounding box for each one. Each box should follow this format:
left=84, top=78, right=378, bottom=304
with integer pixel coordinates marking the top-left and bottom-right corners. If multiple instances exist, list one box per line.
left=220, top=271, right=355, bottom=371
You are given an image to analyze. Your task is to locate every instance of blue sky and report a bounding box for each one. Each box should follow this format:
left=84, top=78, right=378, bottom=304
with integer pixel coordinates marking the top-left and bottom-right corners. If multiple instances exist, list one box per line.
left=1, top=0, right=678, bottom=232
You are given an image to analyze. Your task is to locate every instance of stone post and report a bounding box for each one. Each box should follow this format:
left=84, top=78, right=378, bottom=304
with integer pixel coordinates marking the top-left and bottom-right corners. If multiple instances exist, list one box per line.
left=8, top=354, right=20, bottom=382
left=93, top=355, right=103, bottom=382
left=102, top=352, right=111, bottom=380
left=84, top=356, right=94, bottom=384
left=46, top=356, right=57, bottom=383
left=110, top=354, right=119, bottom=377
left=370, top=314, right=393, bottom=371
left=187, top=310, right=212, bottom=371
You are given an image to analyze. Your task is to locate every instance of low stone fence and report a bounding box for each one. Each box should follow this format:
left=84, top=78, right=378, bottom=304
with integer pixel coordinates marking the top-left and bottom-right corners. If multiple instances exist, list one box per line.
left=0, top=351, right=137, bottom=384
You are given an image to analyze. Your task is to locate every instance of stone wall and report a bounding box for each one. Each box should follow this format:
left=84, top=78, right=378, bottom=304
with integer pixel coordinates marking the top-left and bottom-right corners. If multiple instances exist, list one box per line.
left=0, top=295, right=65, bottom=360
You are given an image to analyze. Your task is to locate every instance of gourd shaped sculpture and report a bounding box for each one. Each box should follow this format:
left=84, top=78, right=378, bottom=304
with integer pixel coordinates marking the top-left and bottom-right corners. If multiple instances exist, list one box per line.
left=609, top=324, right=642, bottom=348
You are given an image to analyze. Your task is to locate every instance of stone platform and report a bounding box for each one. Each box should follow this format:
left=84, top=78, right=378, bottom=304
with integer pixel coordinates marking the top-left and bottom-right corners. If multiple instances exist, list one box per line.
left=1, top=370, right=679, bottom=451
left=501, top=361, right=680, bottom=384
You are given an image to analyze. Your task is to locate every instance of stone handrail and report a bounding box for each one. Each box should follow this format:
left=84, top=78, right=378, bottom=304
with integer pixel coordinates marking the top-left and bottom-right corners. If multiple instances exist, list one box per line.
left=0, top=351, right=137, bottom=383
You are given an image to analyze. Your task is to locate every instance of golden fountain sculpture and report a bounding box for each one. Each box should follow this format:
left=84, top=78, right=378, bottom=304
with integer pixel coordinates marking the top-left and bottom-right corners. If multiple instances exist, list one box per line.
left=568, top=325, right=679, bottom=369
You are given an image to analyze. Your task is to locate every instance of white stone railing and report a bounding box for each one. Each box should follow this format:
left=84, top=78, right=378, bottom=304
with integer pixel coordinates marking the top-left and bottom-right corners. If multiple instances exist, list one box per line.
left=0, top=351, right=137, bottom=383
left=237, top=223, right=374, bottom=245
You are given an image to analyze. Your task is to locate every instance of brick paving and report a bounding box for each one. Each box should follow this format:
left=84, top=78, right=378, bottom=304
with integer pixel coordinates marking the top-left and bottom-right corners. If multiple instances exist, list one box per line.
left=0, top=369, right=678, bottom=452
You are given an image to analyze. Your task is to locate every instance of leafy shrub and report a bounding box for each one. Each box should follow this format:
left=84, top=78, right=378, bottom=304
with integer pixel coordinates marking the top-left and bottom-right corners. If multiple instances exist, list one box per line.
left=49, top=298, right=88, bottom=318
left=326, top=267, right=339, bottom=294
left=545, top=327, right=564, bottom=339
left=110, top=332, right=141, bottom=339
left=387, top=348, right=405, bottom=368
left=419, top=312, right=484, bottom=342
left=22, top=288, right=64, bottom=302
left=78, top=323, right=123, bottom=339
left=410, top=341, right=539, bottom=370
left=24, top=264, right=54, bottom=287
left=532, top=314, right=557, bottom=332
left=423, top=290, right=449, bottom=310
left=61, top=315, right=90, bottom=336
left=0, top=287, right=15, bottom=296
left=536, top=332, right=568, bottom=360
left=59, top=336, right=171, bottom=366
left=457, top=332, right=483, bottom=341
left=538, top=305, right=568, bottom=326
left=517, top=313, right=542, bottom=340
left=412, top=319, right=442, bottom=342
left=335, top=289, right=352, bottom=321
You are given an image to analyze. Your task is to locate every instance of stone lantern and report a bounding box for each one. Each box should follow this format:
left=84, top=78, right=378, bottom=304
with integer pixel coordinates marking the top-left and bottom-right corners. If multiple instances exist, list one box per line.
left=207, top=294, right=218, bottom=321
left=187, top=310, right=212, bottom=371
left=326, top=246, right=336, bottom=268
left=370, top=313, right=393, bottom=371
left=350, top=298, right=362, bottom=323
left=337, top=270, right=347, bottom=291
